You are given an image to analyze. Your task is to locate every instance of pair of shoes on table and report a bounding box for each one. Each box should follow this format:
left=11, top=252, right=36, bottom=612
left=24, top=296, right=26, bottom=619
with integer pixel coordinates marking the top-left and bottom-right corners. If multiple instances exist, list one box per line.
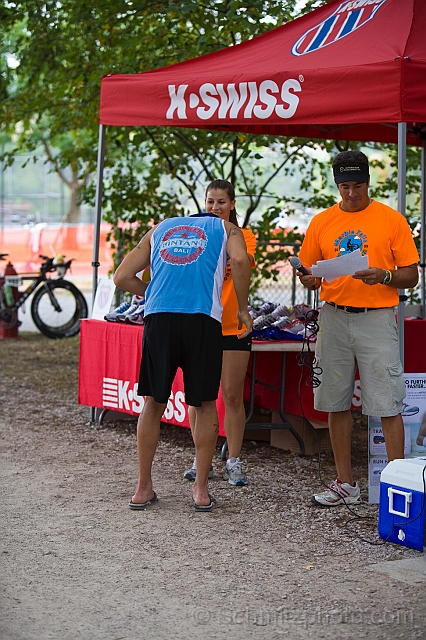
left=183, top=458, right=214, bottom=481
left=312, top=478, right=361, bottom=506
left=223, top=457, right=247, bottom=486
left=105, top=295, right=145, bottom=323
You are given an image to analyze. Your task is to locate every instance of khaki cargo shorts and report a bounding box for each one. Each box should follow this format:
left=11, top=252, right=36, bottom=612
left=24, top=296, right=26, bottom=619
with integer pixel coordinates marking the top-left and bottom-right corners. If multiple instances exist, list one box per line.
left=314, top=303, right=406, bottom=417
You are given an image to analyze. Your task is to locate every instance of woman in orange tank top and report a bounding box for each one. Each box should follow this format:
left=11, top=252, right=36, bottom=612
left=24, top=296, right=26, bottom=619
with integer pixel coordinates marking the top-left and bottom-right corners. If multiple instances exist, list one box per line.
left=185, top=180, right=256, bottom=486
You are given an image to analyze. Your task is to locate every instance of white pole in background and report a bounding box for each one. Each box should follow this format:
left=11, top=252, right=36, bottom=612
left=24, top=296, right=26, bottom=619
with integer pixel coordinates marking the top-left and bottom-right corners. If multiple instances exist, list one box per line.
left=91, top=124, right=106, bottom=306
left=397, top=122, right=407, bottom=363
left=90, top=124, right=106, bottom=424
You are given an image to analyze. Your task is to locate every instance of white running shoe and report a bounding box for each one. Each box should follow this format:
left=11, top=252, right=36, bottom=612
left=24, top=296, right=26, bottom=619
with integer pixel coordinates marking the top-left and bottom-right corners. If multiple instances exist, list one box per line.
left=116, top=295, right=144, bottom=322
left=104, top=300, right=131, bottom=322
left=312, top=478, right=361, bottom=506
left=223, top=457, right=247, bottom=486
left=126, top=301, right=145, bottom=325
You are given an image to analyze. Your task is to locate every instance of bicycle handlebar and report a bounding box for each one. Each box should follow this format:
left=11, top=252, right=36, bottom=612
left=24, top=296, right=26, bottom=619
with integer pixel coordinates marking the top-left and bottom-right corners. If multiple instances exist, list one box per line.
left=0, top=253, right=73, bottom=274
left=39, top=255, right=74, bottom=276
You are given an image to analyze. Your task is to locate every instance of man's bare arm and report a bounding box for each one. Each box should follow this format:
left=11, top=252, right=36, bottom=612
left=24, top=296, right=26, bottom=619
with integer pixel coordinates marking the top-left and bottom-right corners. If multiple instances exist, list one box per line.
left=113, top=228, right=155, bottom=296
left=352, top=263, right=419, bottom=288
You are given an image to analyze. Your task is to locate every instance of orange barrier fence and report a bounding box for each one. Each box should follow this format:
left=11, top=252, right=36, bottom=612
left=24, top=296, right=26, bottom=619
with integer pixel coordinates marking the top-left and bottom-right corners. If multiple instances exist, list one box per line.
left=0, top=224, right=114, bottom=276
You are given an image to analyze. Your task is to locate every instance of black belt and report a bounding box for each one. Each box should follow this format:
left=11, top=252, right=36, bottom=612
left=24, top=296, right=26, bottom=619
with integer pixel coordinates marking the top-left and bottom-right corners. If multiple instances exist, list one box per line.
left=326, top=302, right=384, bottom=314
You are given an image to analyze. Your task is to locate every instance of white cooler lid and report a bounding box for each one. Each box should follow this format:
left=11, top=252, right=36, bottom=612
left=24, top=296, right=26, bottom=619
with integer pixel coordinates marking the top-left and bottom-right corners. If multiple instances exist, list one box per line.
left=380, top=457, right=426, bottom=493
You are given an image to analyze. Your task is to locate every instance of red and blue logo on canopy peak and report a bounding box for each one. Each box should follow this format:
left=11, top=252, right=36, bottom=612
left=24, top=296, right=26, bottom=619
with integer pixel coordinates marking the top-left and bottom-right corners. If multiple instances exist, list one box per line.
left=291, top=0, right=387, bottom=56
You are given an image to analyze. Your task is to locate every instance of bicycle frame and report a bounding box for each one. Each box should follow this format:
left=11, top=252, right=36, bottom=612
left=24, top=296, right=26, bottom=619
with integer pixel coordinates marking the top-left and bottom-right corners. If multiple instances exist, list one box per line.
left=1, top=253, right=88, bottom=338
left=9, top=274, right=50, bottom=312
left=0, top=255, right=73, bottom=314
left=1, top=257, right=72, bottom=313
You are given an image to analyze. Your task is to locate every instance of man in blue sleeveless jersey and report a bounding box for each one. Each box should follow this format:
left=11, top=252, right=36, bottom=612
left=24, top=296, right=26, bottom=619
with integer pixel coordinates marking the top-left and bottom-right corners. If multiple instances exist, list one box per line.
left=114, top=214, right=252, bottom=512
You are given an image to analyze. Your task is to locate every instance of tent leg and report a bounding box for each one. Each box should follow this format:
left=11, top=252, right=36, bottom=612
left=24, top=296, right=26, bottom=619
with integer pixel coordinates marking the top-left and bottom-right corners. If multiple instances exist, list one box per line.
left=420, top=139, right=426, bottom=318
left=397, top=122, right=407, bottom=364
left=89, top=124, right=106, bottom=423
left=92, top=124, right=106, bottom=304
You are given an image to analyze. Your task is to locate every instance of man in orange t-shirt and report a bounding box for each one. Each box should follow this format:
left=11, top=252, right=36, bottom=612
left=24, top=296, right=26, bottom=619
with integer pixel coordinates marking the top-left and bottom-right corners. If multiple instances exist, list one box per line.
left=297, top=150, right=419, bottom=507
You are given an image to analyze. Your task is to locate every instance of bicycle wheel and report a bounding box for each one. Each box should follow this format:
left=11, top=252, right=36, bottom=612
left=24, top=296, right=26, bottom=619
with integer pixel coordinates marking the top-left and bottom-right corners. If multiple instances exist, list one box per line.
left=31, top=280, right=88, bottom=339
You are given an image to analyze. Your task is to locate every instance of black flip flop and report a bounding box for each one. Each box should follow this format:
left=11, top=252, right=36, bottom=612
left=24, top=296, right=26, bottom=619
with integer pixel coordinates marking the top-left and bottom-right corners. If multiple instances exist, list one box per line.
left=193, top=494, right=217, bottom=512
left=129, top=492, right=158, bottom=510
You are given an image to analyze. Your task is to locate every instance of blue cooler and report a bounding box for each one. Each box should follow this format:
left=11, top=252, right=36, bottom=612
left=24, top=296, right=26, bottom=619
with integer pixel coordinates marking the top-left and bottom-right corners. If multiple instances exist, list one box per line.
left=378, top=457, right=426, bottom=552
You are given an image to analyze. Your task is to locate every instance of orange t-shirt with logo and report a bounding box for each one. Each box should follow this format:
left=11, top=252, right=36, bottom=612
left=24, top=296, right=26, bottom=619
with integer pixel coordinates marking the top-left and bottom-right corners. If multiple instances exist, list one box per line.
left=221, top=227, right=256, bottom=336
left=298, top=200, right=419, bottom=308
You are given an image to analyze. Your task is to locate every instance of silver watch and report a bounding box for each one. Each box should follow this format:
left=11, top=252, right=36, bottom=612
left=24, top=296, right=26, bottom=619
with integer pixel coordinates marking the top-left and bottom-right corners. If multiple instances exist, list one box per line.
left=381, top=270, right=391, bottom=285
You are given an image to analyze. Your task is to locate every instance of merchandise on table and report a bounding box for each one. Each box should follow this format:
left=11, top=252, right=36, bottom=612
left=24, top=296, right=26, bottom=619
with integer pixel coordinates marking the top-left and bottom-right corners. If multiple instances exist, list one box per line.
left=249, top=301, right=318, bottom=341
left=105, top=295, right=145, bottom=324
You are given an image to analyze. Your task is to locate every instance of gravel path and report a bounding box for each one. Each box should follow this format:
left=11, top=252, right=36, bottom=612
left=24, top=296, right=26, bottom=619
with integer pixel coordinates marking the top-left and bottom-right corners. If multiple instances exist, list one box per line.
left=1, top=333, right=425, bottom=640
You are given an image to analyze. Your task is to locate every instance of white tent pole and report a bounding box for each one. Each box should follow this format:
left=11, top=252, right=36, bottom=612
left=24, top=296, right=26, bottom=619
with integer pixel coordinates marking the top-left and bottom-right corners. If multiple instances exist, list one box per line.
left=92, top=124, right=106, bottom=303
left=420, top=138, right=426, bottom=318
left=90, top=124, right=106, bottom=424
left=397, top=122, right=407, bottom=363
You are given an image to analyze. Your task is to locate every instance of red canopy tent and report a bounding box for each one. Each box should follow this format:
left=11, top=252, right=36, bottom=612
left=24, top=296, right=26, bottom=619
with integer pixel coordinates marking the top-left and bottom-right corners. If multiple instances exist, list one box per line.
left=92, top=0, right=426, bottom=352
left=99, top=0, right=426, bottom=144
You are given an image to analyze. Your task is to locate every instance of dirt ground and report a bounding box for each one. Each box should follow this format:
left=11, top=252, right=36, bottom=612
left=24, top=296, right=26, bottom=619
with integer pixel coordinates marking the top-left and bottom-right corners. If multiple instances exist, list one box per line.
left=1, top=332, right=425, bottom=640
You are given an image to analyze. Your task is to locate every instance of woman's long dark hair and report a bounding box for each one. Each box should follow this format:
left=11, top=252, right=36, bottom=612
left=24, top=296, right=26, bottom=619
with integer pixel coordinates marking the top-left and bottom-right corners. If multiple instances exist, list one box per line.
left=205, top=179, right=239, bottom=227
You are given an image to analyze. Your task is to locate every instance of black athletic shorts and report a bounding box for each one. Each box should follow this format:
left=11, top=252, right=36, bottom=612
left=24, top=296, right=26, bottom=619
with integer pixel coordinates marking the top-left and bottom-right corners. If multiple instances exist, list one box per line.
left=138, top=313, right=223, bottom=407
left=222, top=334, right=252, bottom=352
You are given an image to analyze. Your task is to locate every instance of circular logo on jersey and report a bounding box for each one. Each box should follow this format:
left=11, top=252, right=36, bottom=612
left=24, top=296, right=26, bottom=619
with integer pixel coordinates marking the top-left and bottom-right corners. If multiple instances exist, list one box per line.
left=338, top=233, right=363, bottom=255
left=160, top=225, right=208, bottom=265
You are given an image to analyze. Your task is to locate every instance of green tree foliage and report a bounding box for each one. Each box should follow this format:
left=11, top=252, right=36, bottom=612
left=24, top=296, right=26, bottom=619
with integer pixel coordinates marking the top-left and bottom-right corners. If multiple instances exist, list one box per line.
left=1, top=1, right=323, bottom=262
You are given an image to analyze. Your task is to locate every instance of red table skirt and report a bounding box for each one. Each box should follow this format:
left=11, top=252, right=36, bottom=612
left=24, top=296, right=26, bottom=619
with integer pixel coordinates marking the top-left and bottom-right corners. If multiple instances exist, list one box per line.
left=78, top=318, right=426, bottom=436
left=78, top=320, right=229, bottom=434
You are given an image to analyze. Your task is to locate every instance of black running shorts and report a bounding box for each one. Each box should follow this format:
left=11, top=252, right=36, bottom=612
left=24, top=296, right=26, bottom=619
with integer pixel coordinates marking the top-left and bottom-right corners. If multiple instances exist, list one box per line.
left=138, top=313, right=223, bottom=407
left=222, top=334, right=252, bottom=352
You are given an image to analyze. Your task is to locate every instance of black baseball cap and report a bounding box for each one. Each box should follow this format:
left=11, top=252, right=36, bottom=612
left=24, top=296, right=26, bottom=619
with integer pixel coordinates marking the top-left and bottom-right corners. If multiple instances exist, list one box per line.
left=333, top=162, right=369, bottom=184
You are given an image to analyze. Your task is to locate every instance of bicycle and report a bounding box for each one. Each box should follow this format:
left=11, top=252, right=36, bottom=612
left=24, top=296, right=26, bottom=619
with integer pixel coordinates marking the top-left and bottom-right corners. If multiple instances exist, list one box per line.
left=0, top=253, right=88, bottom=339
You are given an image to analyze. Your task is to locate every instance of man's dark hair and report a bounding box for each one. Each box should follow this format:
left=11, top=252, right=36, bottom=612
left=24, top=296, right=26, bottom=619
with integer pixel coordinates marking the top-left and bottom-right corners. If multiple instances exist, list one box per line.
left=332, top=150, right=369, bottom=169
